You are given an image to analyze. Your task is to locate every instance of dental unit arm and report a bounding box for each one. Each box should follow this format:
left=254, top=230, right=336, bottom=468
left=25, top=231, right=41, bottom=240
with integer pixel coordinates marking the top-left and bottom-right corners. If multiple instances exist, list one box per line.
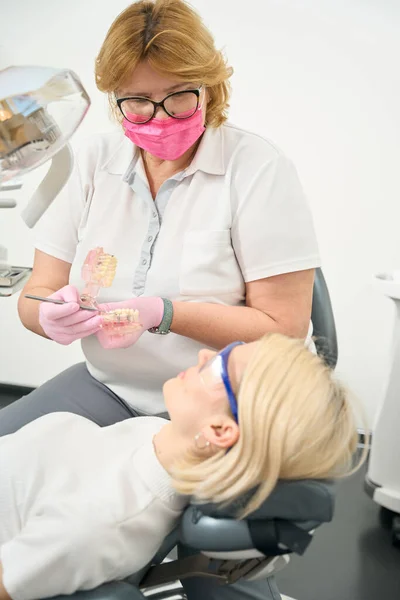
left=0, top=65, right=90, bottom=296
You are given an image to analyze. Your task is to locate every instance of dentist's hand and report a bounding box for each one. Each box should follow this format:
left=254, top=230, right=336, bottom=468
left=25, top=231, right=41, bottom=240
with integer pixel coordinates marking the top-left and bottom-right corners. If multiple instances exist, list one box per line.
left=39, top=285, right=103, bottom=345
left=96, top=297, right=164, bottom=349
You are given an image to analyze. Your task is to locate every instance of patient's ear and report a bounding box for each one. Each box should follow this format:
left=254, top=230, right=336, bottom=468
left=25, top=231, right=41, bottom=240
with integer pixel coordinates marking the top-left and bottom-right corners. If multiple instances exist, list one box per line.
left=202, top=416, right=239, bottom=450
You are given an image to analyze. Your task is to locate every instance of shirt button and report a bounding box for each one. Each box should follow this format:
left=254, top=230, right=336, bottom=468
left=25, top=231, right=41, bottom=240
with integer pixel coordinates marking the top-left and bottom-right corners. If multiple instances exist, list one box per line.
left=152, top=211, right=157, bottom=218
left=142, top=259, right=147, bottom=265
left=148, top=236, right=153, bottom=242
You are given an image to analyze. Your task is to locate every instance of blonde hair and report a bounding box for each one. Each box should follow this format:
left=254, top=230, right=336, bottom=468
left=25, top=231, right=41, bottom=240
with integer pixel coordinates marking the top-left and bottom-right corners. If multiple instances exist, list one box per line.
left=172, top=333, right=368, bottom=517
left=95, top=0, right=233, bottom=127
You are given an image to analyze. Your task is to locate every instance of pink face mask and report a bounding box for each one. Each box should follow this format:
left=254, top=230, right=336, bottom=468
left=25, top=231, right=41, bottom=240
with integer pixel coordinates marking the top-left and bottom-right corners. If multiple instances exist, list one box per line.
left=122, top=106, right=205, bottom=161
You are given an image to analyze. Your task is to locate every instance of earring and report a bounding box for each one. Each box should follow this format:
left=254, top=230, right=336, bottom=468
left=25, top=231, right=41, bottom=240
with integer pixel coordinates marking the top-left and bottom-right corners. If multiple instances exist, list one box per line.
left=194, top=432, right=211, bottom=450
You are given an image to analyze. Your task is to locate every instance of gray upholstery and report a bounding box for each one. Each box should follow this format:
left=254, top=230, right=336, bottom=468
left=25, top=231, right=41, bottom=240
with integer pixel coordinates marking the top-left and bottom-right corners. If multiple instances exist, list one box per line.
left=312, top=268, right=338, bottom=368
left=179, top=481, right=336, bottom=555
left=190, top=479, right=336, bottom=522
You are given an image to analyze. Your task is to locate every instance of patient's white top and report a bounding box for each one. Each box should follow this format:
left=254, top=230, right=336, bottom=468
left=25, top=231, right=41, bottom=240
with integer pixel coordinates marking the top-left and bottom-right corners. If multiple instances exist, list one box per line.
left=35, top=123, right=320, bottom=412
left=0, top=413, right=186, bottom=600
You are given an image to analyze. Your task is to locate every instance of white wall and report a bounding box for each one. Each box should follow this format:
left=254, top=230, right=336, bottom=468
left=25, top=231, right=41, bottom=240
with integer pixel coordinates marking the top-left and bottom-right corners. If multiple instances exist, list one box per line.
left=1, top=0, right=399, bottom=427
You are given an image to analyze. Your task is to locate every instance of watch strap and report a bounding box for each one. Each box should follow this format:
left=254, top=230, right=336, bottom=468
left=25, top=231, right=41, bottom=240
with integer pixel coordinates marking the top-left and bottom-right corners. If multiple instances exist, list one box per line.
left=148, top=298, right=173, bottom=335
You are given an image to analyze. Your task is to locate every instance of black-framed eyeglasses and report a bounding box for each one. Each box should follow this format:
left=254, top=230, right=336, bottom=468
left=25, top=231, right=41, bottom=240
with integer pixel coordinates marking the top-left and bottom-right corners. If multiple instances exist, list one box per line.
left=116, top=87, right=203, bottom=125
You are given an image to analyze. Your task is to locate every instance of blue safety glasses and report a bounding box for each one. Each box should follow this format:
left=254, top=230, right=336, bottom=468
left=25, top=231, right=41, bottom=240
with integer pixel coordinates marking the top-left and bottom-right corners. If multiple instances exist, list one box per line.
left=198, top=341, right=244, bottom=423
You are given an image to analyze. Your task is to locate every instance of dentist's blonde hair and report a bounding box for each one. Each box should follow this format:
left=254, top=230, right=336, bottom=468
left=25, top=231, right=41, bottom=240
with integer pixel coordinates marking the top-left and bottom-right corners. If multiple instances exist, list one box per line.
left=172, top=333, right=367, bottom=517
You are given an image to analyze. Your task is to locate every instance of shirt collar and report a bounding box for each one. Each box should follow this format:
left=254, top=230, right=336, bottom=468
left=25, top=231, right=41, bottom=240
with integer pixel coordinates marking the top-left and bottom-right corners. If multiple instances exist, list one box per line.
left=185, top=125, right=225, bottom=176
left=101, top=125, right=226, bottom=179
left=101, top=134, right=136, bottom=176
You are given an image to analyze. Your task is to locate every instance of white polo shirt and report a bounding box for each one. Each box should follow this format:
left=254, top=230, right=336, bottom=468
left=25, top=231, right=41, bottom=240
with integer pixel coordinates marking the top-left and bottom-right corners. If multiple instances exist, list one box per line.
left=35, top=123, right=320, bottom=413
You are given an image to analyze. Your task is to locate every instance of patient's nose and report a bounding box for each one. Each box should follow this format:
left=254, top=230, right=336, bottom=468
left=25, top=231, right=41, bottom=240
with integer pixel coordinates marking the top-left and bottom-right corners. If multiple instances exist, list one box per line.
left=198, top=349, right=216, bottom=366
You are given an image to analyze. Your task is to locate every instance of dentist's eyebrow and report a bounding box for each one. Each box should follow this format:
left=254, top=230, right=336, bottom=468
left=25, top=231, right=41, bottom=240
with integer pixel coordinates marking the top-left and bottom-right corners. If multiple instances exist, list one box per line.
left=121, top=83, right=196, bottom=98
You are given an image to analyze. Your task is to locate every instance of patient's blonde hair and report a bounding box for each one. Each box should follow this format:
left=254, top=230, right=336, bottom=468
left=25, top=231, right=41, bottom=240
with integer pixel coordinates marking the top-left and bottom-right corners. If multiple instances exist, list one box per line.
left=95, top=0, right=233, bottom=127
left=172, top=333, right=368, bottom=517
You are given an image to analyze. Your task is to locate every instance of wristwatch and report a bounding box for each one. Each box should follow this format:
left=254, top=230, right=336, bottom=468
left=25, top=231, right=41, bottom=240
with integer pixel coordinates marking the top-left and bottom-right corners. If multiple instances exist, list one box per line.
left=148, top=298, right=174, bottom=335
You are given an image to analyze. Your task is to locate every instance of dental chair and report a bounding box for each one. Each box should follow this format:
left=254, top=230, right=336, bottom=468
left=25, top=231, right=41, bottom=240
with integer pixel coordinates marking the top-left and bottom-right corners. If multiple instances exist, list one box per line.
left=48, top=268, right=338, bottom=600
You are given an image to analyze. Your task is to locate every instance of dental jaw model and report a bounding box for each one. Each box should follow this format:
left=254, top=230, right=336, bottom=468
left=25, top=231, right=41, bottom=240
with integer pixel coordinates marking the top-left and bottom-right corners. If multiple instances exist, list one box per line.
left=81, top=247, right=141, bottom=337
left=81, top=247, right=117, bottom=308
left=100, top=308, right=141, bottom=335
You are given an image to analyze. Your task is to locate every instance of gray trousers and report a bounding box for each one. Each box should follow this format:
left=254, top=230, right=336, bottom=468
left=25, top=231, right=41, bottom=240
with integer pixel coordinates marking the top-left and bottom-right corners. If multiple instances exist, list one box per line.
left=0, top=363, right=282, bottom=600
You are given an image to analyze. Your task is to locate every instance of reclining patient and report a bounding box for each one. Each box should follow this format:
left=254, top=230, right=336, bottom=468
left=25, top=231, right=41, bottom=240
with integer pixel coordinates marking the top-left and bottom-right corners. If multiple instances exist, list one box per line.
left=0, top=334, right=362, bottom=600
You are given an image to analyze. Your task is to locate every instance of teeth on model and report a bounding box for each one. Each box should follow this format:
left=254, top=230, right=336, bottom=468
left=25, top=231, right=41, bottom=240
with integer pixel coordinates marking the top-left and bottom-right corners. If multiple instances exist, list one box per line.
left=82, top=247, right=118, bottom=288
left=102, top=308, right=140, bottom=329
left=93, top=254, right=117, bottom=286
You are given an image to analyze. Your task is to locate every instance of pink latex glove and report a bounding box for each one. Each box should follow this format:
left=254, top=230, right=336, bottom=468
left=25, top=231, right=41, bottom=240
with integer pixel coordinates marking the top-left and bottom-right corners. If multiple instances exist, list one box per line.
left=39, top=285, right=103, bottom=346
left=96, top=297, right=164, bottom=349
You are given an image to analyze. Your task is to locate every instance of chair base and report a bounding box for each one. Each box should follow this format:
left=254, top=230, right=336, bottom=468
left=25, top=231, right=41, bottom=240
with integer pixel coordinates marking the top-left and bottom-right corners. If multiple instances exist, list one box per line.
left=142, top=582, right=186, bottom=600
left=140, top=552, right=290, bottom=589
left=47, top=553, right=292, bottom=600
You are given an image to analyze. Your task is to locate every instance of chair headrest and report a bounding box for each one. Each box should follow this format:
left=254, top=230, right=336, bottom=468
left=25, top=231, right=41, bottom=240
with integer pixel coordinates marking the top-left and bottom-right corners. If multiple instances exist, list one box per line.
left=192, top=479, right=336, bottom=523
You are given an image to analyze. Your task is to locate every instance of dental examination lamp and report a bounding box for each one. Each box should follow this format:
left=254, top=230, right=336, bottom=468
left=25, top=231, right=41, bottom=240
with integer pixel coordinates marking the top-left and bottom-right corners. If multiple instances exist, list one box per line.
left=0, top=65, right=90, bottom=295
